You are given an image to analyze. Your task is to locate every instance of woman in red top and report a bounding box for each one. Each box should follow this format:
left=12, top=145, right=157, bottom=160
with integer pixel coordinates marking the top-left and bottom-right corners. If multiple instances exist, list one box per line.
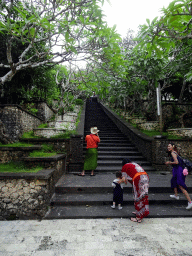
left=79, top=127, right=100, bottom=176
left=120, top=158, right=149, bottom=223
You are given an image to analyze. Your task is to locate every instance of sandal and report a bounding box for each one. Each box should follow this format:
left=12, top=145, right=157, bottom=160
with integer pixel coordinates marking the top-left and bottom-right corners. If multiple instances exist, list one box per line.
left=78, top=173, right=85, bottom=176
left=90, top=174, right=95, bottom=176
left=131, top=217, right=142, bottom=223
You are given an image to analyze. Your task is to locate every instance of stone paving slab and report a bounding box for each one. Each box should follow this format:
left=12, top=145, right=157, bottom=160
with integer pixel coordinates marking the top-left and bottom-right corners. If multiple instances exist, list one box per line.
left=0, top=218, right=192, bottom=256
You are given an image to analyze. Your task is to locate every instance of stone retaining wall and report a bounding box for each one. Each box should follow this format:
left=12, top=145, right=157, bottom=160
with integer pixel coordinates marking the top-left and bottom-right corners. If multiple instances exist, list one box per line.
left=0, top=146, right=41, bottom=164
left=0, top=154, right=66, bottom=220
left=138, top=121, right=159, bottom=131
left=0, top=105, right=42, bottom=142
left=167, top=128, right=192, bottom=138
left=36, top=102, right=55, bottom=122
left=0, top=176, right=50, bottom=220
left=33, top=128, right=67, bottom=138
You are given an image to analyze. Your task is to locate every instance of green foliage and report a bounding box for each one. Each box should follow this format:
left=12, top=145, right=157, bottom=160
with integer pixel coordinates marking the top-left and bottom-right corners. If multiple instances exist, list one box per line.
left=25, top=103, right=38, bottom=115
left=67, top=105, right=75, bottom=112
left=29, top=143, right=56, bottom=157
left=0, top=142, right=33, bottom=147
left=29, top=152, right=56, bottom=157
left=50, top=130, right=77, bottom=139
left=0, top=161, right=42, bottom=173
left=38, top=123, right=48, bottom=128
left=22, top=131, right=39, bottom=139
left=75, top=99, right=84, bottom=105
left=41, top=144, right=54, bottom=152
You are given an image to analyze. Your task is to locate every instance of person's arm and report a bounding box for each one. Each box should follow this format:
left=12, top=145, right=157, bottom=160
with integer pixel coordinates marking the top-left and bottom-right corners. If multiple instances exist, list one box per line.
left=127, top=178, right=133, bottom=185
left=165, top=152, right=178, bottom=165
left=118, top=177, right=128, bottom=185
left=96, top=133, right=100, bottom=142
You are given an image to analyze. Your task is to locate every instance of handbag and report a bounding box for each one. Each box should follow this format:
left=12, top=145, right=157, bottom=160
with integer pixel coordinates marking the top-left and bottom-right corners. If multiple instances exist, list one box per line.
left=183, top=168, right=188, bottom=176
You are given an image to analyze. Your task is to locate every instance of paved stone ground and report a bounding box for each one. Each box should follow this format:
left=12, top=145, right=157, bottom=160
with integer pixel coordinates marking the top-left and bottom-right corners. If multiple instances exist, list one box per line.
left=0, top=218, right=192, bottom=256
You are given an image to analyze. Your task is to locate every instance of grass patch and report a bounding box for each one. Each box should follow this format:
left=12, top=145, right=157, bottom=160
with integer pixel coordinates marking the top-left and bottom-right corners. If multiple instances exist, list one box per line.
left=139, top=130, right=167, bottom=137
left=50, top=130, right=77, bottom=139
left=22, top=131, right=40, bottom=139
left=0, top=142, right=34, bottom=147
left=38, top=123, right=48, bottom=128
left=29, top=151, right=57, bottom=157
left=0, top=161, right=42, bottom=173
left=29, top=143, right=57, bottom=157
left=138, top=129, right=184, bottom=139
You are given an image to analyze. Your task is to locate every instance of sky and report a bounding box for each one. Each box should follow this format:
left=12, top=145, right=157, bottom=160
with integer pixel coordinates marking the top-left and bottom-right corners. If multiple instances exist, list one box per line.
left=101, top=0, right=174, bottom=37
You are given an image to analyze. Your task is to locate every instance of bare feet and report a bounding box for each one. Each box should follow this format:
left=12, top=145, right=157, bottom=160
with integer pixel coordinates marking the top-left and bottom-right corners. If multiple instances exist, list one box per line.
left=131, top=217, right=142, bottom=223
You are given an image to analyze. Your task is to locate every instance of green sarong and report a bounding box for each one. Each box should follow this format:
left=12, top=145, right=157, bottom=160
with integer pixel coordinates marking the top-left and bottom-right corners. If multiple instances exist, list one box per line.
left=84, top=148, right=98, bottom=170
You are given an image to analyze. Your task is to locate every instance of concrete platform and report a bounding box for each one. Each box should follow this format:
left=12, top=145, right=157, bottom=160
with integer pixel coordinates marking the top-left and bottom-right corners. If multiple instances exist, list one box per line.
left=0, top=218, right=192, bottom=256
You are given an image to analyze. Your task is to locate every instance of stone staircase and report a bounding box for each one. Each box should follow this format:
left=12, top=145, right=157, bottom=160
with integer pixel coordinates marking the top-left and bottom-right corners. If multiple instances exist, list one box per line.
left=83, top=99, right=155, bottom=174
left=44, top=99, right=192, bottom=219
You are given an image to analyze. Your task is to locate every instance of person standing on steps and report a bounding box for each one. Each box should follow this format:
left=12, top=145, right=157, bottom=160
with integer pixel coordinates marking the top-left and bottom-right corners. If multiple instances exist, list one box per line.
left=119, top=158, right=149, bottom=223
left=79, top=127, right=100, bottom=176
left=111, top=171, right=125, bottom=210
left=165, top=143, right=192, bottom=210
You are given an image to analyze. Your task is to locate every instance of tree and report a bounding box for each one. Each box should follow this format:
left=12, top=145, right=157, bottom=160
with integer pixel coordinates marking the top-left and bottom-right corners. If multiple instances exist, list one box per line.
left=0, top=0, right=110, bottom=94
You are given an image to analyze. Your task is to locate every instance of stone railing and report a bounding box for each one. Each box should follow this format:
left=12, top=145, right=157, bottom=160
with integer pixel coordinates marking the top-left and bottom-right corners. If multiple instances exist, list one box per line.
left=68, top=103, right=86, bottom=173
left=99, top=101, right=192, bottom=172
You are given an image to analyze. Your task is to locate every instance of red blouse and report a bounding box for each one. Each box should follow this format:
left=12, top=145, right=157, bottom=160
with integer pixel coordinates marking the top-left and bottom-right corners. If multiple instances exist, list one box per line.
left=85, top=134, right=100, bottom=149
left=121, top=163, right=145, bottom=178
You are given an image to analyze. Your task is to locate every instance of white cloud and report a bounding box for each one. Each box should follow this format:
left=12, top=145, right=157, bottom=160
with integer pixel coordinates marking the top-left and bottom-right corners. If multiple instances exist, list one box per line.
left=101, top=0, right=173, bottom=37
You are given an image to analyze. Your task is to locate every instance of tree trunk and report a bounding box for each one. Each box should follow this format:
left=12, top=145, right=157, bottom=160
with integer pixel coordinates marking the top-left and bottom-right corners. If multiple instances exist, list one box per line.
left=178, top=80, right=186, bottom=103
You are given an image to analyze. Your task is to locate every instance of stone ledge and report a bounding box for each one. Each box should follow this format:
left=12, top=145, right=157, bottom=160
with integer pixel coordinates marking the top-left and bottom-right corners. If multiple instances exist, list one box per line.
left=0, top=168, right=55, bottom=180
left=22, top=154, right=66, bottom=162
left=0, top=145, right=42, bottom=151
left=20, top=138, right=70, bottom=142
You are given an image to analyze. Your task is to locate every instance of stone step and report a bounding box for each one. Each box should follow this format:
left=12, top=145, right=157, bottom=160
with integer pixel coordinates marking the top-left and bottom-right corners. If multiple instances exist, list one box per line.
left=50, top=192, right=191, bottom=206
left=96, top=137, right=130, bottom=141
left=44, top=204, right=192, bottom=219
left=54, top=173, right=192, bottom=194
left=95, top=166, right=156, bottom=172
left=97, top=151, right=142, bottom=156
left=97, top=155, right=144, bottom=160
left=97, top=160, right=151, bottom=166
left=95, top=146, right=138, bottom=151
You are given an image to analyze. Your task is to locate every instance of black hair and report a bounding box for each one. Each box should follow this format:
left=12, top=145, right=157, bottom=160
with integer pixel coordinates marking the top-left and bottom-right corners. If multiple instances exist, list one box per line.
left=167, top=142, right=179, bottom=156
left=122, top=158, right=131, bottom=166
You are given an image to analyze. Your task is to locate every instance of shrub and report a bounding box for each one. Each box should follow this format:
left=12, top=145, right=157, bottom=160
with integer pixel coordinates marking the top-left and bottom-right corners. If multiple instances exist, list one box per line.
left=75, top=99, right=84, bottom=105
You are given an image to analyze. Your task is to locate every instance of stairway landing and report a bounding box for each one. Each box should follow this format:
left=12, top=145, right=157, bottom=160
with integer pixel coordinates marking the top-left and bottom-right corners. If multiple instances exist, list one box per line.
left=44, top=172, right=192, bottom=219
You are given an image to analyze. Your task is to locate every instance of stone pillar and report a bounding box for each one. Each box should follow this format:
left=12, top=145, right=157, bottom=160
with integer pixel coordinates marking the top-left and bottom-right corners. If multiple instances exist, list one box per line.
left=68, top=135, right=84, bottom=172
left=152, top=136, right=171, bottom=172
